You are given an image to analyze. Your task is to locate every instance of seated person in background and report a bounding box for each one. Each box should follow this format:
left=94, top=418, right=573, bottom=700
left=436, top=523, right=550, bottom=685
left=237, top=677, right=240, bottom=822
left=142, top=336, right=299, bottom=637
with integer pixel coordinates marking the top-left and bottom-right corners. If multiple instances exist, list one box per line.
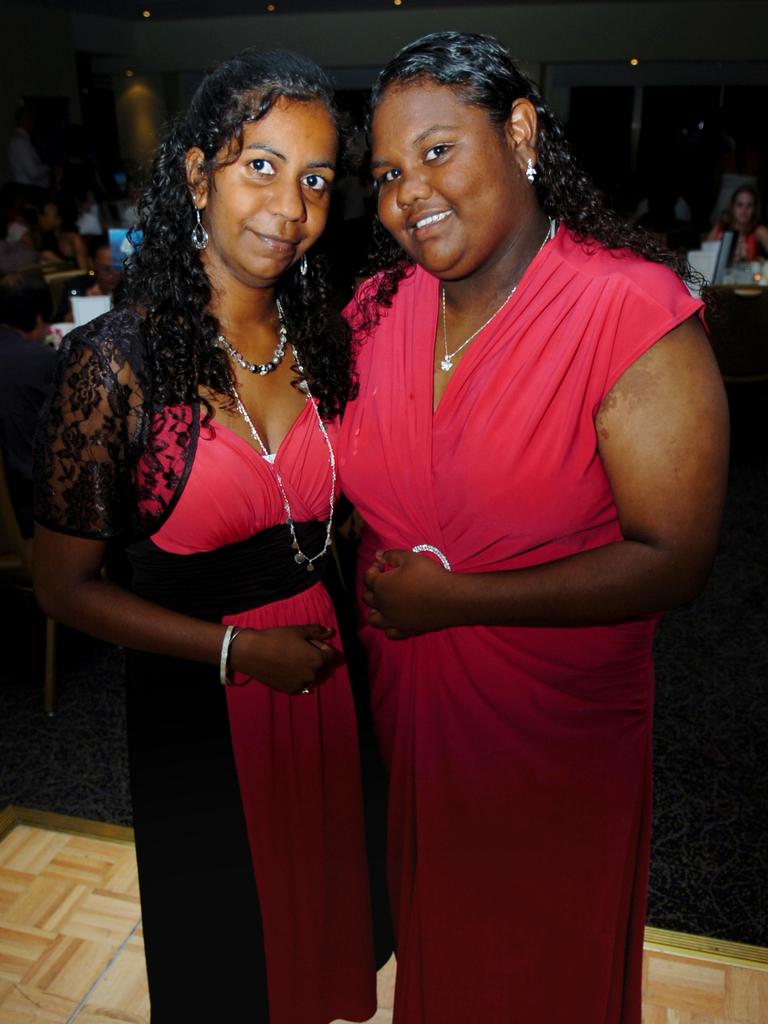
left=54, top=236, right=122, bottom=320
left=0, top=183, right=34, bottom=244
left=80, top=236, right=121, bottom=297
left=708, top=184, right=768, bottom=262
left=0, top=273, right=56, bottom=537
left=0, top=214, right=38, bottom=275
left=30, top=194, right=90, bottom=270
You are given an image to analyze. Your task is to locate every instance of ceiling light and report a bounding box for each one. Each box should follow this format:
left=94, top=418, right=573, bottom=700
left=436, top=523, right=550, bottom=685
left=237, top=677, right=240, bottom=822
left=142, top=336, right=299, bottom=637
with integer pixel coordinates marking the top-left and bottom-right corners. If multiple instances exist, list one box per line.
left=629, top=57, right=639, bottom=66
left=142, top=8, right=151, bottom=16
left=125, top=69, right=135, bottom=77
left=267, top=3, right=276, bottom=9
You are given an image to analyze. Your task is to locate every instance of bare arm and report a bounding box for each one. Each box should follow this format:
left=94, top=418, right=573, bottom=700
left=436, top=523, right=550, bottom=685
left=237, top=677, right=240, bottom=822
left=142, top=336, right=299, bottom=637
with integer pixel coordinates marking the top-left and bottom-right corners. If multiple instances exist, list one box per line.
left=364, top=316, right=729, bottom=635
left=71, top=231, right=91, bottom=272
left=34, top=526, right=339, bottom=691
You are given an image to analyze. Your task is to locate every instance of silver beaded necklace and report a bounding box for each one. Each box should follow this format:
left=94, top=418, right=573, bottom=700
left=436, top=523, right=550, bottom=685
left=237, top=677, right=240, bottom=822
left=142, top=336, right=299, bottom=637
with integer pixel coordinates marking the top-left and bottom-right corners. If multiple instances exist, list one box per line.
left=440, top=218, right=556, bottom=372
left=230, top=344, right=336, bottom=573
left=218, top=300, right=288, bottom=375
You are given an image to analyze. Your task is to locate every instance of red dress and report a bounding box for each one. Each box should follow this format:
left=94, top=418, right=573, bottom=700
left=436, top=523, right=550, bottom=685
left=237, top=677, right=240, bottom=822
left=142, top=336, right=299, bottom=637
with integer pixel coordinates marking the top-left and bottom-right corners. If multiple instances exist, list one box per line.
left=339, top=228, right=702, bottom=1024
left=143, top=407, right=376, bottom=1024
left=712, top=222, right=762, bottom=261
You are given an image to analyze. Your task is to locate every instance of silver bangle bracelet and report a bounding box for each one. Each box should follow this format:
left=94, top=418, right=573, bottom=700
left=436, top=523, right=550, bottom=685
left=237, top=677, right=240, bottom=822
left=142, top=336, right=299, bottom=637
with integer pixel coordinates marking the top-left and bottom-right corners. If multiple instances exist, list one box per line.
left=219, top=625, right=243, bottom=686
left=412, top=544, right=452, bottom=572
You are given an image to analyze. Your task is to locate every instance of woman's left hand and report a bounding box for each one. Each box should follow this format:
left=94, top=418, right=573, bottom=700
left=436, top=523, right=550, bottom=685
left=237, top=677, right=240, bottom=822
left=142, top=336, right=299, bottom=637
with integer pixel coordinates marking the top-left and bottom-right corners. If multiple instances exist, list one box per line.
left=362, top=549, right=451, bottom=639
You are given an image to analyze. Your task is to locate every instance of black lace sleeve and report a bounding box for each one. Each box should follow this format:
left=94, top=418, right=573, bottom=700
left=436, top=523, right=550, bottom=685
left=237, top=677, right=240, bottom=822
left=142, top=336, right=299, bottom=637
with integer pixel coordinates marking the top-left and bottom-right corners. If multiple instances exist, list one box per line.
left=34, top=309, right=148, bottom=540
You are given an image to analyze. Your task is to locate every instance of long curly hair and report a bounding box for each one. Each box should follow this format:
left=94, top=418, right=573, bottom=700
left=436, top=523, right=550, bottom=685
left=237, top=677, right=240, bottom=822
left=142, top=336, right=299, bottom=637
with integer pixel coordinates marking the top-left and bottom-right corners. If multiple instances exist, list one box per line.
left=360, top=31, right=701, bottom=326
left=122, top=48, right=354, bottom=419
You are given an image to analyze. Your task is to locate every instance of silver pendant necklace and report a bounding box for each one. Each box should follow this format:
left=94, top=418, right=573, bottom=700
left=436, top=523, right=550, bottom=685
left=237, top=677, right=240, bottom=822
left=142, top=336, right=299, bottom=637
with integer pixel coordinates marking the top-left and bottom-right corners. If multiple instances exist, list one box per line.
left=230, top=345, right=336, bottom=572
left=440, top=218, right=556, bottom=372
left=218, top=299, right=288, bottom=375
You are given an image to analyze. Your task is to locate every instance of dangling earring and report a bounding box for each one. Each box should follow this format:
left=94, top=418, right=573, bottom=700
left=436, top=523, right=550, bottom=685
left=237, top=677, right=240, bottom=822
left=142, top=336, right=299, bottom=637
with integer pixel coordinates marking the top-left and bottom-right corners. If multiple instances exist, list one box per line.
left=525, top=158, right=537, bottom=184
left=191, top=206, right=208, bottom=250
left=299, top=253, right=308, bottom=277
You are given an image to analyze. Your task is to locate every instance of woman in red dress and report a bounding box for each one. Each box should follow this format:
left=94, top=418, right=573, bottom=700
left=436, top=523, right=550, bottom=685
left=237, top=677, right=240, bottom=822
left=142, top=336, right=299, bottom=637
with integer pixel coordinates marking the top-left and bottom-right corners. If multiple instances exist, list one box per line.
left=708, top=184, right=768, bottom=263
left=339, top=32, right=729, bottom=1024
left=34, top=50, right=376, bottom=1023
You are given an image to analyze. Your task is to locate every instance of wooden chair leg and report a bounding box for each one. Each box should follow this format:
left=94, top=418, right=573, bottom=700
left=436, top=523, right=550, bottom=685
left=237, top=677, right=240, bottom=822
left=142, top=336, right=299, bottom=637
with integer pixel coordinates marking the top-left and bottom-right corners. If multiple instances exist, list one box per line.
left=43, top=616, right=56, bottom=716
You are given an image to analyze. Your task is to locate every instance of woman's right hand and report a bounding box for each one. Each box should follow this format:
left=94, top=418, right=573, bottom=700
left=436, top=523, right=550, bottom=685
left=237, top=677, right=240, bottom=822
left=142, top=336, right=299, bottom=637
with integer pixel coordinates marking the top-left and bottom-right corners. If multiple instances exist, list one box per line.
left=33, top=528, right=341, bottom=696
left=229, top=625, right=342, bottom=694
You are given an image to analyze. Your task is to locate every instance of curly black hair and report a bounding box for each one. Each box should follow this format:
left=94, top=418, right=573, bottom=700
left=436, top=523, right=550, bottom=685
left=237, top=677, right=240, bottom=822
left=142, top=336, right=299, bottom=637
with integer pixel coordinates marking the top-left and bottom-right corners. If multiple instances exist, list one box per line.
left=122, top=48, right=354, bottom=419
left=359, top=31, right=702, bottom=327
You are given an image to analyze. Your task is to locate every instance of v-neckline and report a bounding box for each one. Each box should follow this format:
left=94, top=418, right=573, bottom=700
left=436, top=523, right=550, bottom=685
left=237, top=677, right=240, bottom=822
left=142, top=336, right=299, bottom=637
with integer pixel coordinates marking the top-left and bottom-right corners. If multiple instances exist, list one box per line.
left=430, top=222, right=559, bottom=417
left=209, top=399, right=310, bottom=464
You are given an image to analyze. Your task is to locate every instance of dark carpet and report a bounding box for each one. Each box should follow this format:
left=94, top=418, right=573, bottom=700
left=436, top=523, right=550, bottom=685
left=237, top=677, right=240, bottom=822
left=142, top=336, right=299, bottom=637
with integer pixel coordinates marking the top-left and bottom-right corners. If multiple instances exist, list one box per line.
left=1, top=454, right=766, bottom=947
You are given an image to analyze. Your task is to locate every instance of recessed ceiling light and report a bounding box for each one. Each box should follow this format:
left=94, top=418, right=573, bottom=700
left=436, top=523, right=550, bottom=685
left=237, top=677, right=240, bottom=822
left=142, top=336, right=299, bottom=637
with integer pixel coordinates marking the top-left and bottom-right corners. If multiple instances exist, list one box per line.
left=125, top=69, right=135, bottom=77
left=267, top=2, right=276, bottom=9
left=394, top=0, right=403, bottom=6
left=629, top=57, right=639, bottom=66
left=142, top=8, right=151, bottom=16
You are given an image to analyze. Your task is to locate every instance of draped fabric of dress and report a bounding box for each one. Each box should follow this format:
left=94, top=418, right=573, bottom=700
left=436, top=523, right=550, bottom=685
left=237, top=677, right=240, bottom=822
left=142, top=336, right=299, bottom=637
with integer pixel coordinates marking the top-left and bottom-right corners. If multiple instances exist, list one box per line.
left=34, top=312, right=376, bottom=1024
left=338, top=228, right=702, bottom=1024
left=138, top=410, right=376, bottom=1024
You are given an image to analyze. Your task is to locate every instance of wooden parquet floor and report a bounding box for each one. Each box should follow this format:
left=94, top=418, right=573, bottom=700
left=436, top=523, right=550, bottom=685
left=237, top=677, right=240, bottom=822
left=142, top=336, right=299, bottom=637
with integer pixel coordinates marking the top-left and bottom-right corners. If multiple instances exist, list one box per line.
left=1, top=808, right=766, bottom=1024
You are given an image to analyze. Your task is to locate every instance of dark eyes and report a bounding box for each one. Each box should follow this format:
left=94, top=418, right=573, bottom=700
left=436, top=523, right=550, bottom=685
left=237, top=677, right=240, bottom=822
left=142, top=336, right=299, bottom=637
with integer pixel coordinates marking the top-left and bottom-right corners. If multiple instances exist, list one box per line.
left=247, top=160, right=330, bottom=194
left=375, top=142, right=452, bottom=187
left=302, top=173, right=329, bottom=193
left=379, top=168, right=401, bottom=185
left=249, top=158, right=275, bottom=175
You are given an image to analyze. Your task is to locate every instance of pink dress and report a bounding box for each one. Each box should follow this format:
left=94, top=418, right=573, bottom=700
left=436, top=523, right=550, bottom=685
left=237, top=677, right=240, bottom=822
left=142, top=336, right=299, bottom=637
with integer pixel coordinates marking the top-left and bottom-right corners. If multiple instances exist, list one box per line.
left=339, top=228, right=702, bottom=1024
left=136, top=405, right=376, bottom=1023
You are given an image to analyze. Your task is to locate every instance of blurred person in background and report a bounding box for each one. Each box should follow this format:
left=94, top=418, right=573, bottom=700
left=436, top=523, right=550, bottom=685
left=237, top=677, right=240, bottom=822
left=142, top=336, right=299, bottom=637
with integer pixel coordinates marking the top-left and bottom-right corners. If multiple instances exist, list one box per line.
left=31, top=194, right=90, bottom=270
left=0, top=272, right=55, bottom=536
left=708, top=184, right=768, bottom=262
left=7, top=106, right=50, bottom=189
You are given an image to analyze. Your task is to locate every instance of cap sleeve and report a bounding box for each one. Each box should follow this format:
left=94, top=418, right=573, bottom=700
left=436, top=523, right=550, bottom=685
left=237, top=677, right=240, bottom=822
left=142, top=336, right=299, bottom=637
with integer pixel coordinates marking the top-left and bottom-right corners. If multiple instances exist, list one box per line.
left=34, top=317, right=143, bottom=539
left=599, top=262, right=704, bottom=404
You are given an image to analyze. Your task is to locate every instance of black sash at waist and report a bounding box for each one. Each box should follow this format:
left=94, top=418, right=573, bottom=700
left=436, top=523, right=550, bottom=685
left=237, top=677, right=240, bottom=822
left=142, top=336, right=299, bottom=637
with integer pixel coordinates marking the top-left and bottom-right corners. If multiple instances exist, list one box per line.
left=126, top=520, right=328, bottom=620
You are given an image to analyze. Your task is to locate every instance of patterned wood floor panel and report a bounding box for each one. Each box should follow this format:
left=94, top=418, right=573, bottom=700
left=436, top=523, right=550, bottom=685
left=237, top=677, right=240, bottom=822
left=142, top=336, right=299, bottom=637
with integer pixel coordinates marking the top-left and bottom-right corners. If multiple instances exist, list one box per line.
left=1, top=814, right=765, bottom=1023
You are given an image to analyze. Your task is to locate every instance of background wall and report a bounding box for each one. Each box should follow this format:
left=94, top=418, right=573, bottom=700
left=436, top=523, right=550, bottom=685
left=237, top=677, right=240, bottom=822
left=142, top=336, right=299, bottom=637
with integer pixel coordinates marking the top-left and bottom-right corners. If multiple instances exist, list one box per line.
left=2, top=1, right=768, bottom=180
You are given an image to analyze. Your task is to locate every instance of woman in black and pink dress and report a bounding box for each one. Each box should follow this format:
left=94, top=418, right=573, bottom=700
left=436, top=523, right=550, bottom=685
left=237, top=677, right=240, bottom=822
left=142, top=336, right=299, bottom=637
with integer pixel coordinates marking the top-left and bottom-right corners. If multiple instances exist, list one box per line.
left=34, top=49, right=377, bottom=1024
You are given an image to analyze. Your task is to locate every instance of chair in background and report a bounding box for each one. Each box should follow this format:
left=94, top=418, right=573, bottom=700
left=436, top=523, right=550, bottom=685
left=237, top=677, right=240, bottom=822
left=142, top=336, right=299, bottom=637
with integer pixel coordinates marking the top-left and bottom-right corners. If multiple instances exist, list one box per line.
left=0, top=448, right=56, bottom=714
left=708, top=286, right=768, bottom=380
left=707, top=286, right=768, bottom=462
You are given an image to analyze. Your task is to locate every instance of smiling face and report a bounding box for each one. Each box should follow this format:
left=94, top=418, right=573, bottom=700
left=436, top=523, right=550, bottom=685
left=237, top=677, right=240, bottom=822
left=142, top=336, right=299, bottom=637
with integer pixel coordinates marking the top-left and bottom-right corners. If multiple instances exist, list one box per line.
left=371, top=79, right=540, bottom=282
left=188, top=97, right=337, bottom=291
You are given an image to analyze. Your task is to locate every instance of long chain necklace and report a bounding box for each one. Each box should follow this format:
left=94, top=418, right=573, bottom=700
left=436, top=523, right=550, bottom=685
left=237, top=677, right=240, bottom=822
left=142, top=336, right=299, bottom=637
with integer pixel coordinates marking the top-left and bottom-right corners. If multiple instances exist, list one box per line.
left=218, top=299, right=288, bottom=375
left=230, top=345, right=336, bottom=573
left=440, top=218, right=556, bottom=372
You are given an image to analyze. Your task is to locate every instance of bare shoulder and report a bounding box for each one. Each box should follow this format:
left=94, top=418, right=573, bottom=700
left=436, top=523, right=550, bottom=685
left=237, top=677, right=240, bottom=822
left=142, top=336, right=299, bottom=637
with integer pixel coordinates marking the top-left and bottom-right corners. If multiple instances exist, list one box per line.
left=596, top=316, right=724, bottom=439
